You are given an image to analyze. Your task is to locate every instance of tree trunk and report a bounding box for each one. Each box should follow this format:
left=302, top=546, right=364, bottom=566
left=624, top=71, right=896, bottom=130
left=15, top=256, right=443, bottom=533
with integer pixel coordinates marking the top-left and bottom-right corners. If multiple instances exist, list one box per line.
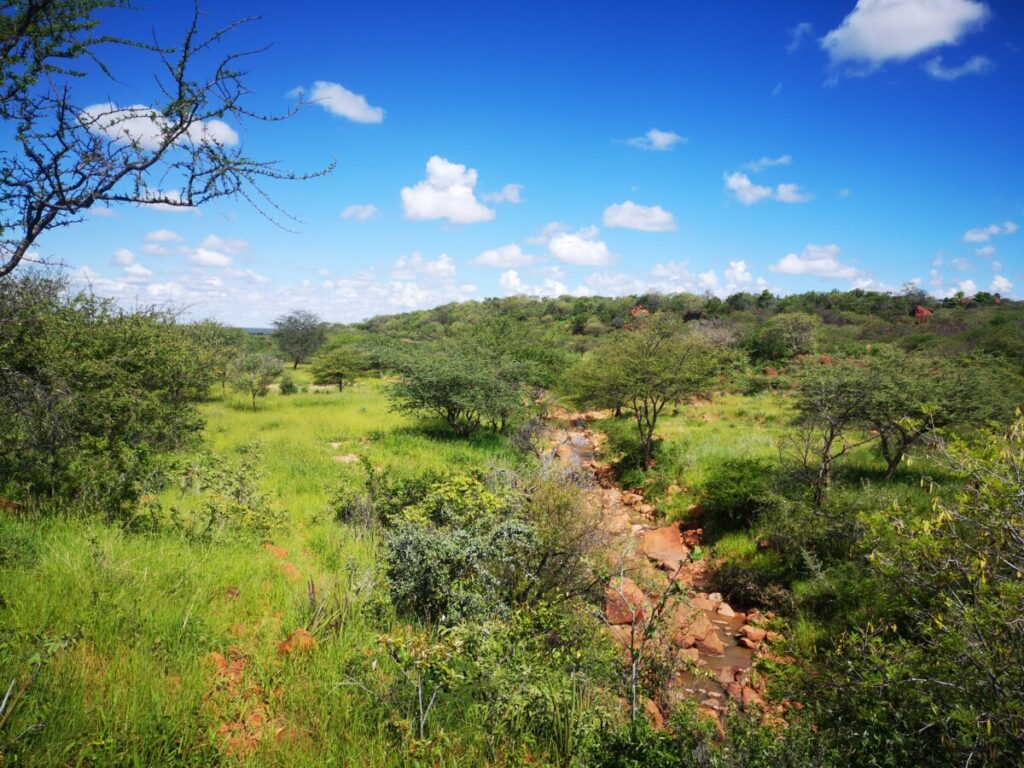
left=251, top=392, right=257, bottom=411
left=293, top=360, right=299, bottom=369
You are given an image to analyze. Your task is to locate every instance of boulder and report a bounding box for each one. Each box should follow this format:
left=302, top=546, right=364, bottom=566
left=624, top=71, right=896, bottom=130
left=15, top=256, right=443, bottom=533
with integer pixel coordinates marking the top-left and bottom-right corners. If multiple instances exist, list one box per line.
left=690, top=595, right=715, bottom=612
left=642, top=698, right=665, bottom=730
left=605, top=577, right=647, bottom=625
left=742, top=686, right=765, bottom=709
left=717, top=602, right=736, bottom=618
left=695, top=630, right=725, bottom=656
left=740, top=625, right=767, bottom=643
left=640, top=525, right=690, bottom=571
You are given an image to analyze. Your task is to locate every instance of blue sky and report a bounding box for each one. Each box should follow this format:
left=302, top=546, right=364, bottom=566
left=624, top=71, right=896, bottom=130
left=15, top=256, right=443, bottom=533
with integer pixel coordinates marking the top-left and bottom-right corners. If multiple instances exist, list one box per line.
left=31, top=0, right=1024, bottom=325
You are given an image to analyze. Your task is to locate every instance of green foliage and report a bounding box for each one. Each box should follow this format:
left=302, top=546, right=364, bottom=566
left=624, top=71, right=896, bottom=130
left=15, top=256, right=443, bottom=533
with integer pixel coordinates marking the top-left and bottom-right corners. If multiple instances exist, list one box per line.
left=228, top=351, right=282, bottom=410
left=698, top=458, right=776, bottom=539
left=279, top=371, right=299, bottom=395
left=386, top=328, right=534, bottom=436
left=748, top=312, right=820, bottom=361
left=138, top=443, right=284, bottom=539
left=309, top=339, right=368, bottom=390
left=0, top=272, right=212, bottom=516
left=273, top=309, right=326, bottom=367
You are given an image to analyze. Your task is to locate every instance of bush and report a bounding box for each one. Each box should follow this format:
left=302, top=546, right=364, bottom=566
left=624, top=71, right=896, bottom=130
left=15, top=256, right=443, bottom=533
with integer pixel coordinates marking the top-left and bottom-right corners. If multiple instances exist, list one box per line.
left=699, top=458, right=776, bottom=539
left=279, top=372, right=299, bottom=395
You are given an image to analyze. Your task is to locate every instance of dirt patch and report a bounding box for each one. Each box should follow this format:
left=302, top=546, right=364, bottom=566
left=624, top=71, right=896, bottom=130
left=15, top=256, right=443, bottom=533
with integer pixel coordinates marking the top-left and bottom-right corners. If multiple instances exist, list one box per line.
left=331, top=453, right=360, bottom=463
left=262, top=543, right=288, bottom=559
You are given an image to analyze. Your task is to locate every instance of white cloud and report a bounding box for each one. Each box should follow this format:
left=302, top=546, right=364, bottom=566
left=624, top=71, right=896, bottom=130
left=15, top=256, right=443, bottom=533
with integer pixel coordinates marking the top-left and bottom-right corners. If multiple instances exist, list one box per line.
left=962, top=221, right=1017, bottom=242
left=725, top=172, right=773, bottom=205
left=499, top=269, right=569, bottom=298
left=548, top=227, right=614, bottom=266
left=725, top=260, right=753, bottom=286
left=299, top=81, right=384, bottom=123
left=401, top=156, right=495, bottom=223
left=143, top=243, right=172, bottom=256
left=924, top=54, right=992, bottom=79
left=391, top=252, right=456, bottom=280
left=698, top=270, right=720, bottom=292
left=992, top=260, right=1002, bottom=271
left=224, top=269, right=271, bottom=284
left=585, top=272, right=646, bottom=296
left=146, top=229, right=182, bottom=243
left=525, top=221, right=570, bottom=245
left=473, top=244, right=535, bottom=268
left=958, top=279, right=978, bottom=294
left=626, top=128, right=686, bottom=151
left=80, top=103, right=238, bottom=150
left=200, top=234, right=248, bottom=254
left=481, top=184, right=524, bottom=204
left=770, top=243, right=860, bottom=279
left=775, top=183, right=813, bottom=203
left=340, top=204, right=379, bottom=221
left=89, top=207, right=118, bottom=218
left=991, top=275, right=1012, bottom=294
left=188, top=248, right=232, bottom=268
left=952, top=257, right=971, bottom=271
left=788, top=22, right=815, bottom=53
left=821, top=0, right=990, bottom=71
left=602, top=201, right=678, bottom=232
left=746, top=155, right=792, bottom=172
left=113, top=248, right=134, bottom=265
left=122, top=263, right=152, bottom=282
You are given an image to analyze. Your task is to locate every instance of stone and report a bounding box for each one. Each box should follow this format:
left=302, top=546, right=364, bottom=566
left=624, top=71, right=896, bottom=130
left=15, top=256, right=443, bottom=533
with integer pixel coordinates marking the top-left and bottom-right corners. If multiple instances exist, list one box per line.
left=690, top=595, right=715, bottom=612
left=707, top=592, right=723, bottom=605
left=637, top=503, right=655, bottom=516
left=640, top=525, right=690, bottom=572
left=740, top=625, right=768, bottom=643
left=717, top=602, right=736, bottom=618
left=605, top=577, right=647, bottom=625
left=643, top=697, right=665, bottom=730
left=680, top=647, right=700, bottom=663
left=739, top=637, right=759, bottom=650
left=695, top=630, right=725, bottom=656
left=742, top=686, right=765, bottom=709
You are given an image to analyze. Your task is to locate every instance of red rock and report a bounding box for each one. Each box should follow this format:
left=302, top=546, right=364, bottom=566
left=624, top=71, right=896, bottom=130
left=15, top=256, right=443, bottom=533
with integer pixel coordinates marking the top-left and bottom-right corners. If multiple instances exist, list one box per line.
left=680, top=647, right=700, bottom=663
left=691, top=595, right=715, bottom=611
left=715, top=667, right=736, bottom=686
left=742, top=686, right=765, bottom=709
left=278, top=627, right=317, bottom=656
left=695, top=630, right=725, bottom=656
left=605, top=624, right=634, bottom=650
left=764, top=368, right=779, bottom=377
left=739, top=637, right=759, bottom=650
left=605, top=577, right=647, bottom=625
left=913, top=305, right=934, bottom=322
left=717, top=602, right=736, bottom=618
left=643, top=697, right=664, bottom=729
left=262, top=543, right=288, bottom=558
left=641, top=525, right=689, bottom=571
left=740, top=625, right=768, bottom=643
left=725, top=682, right=743, bottom=701
left=819, top=354, right=834, bottom=365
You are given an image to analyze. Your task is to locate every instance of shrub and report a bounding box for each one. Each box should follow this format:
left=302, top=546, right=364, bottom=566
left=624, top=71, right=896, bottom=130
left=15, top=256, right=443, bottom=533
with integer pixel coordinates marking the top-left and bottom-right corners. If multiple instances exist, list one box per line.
left=698, top=458, right=776, bottom=539
left=279, top=372, right=299, bottom=395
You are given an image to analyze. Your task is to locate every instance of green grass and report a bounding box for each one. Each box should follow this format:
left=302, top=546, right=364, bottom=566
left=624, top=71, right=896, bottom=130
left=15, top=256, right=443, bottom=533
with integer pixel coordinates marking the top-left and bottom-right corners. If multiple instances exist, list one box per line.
left=0, top=375, right=522, bottom=766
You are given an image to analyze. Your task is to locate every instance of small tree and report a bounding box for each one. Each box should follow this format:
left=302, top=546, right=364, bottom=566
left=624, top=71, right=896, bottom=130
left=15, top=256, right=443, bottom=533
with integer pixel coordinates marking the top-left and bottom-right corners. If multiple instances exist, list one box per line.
left=273, top=310, right=326, bottom=368
left=229, top=353, right=281, bottom=410
left=749, top=312, right=820, bottom=361
left=309, top=342, right=367, bottom=391
left=185, top=320, right=248, bottom=395
left=787, top=357, right=875, bottom=507
left=571, top=315, right=722, bottom=467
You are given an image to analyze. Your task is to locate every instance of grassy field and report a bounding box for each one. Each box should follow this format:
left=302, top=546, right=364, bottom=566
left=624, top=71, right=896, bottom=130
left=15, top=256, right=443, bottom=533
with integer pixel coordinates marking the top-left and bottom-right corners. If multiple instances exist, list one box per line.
left=0, top=375, right=526, bottom=766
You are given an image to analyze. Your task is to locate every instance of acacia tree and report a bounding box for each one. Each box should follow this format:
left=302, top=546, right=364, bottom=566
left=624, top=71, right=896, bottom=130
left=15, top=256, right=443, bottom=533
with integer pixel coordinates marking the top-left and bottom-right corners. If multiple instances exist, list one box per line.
left=273, top=310, right=325, bottom=368
left=228, top=352, right=281, bottom=410
left=309, top=339, right=367, bottom=390
left=0, top=0, right=329, bottom=277
left=571, top=314, right=722, bottom=467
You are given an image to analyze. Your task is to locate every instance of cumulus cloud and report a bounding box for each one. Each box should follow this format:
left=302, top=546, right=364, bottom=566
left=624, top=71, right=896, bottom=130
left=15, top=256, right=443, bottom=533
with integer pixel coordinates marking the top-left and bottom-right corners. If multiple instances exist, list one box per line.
left=401, top=156, right=496, bottom=223
left=472, top=244, right=535, bottom=268
left=113, top=248, right=134, bottom=266
left=602, top=201, right=678, bottom=232
left=122, top=263, right=152, bottom=282
left=626, top=128, right=687, bottom=151
left=975, top=245, right=996, bottom=257
left=525, top=221, right=570, bottom=246
left=924, top=54, right=992, bottom=79
left=991, top=275, right=1012, bottom=294
left=188, top=248, right=232, bottom=268
left=80, top=103, right=238, bottom=150
left=548, top=227, right=614, bottom=266
left=725, top=260, right=753, bottom=286
left=391, top=252, right=456, bottom=280
left=296, top=81, right=384, bottom=123
left=745, top=155, right=793, bottom=172
left=340, top=204, right=379, bottom=221
left=146, top=229, right=182, bottom=243
left=962, top=221, right=1017, bottom=242
left=770, top=244, right=860, bottom=279
left=481, top=184, right=524, bottom=204
left=724, top=172, right=773, bottom=205
left=201, top=234, right=248, bottom=254
left=725, top=170, right=812, bottom=205
left=499, top=270, right=571, bottom=298
left=821, top=0, right=991, bottom=72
